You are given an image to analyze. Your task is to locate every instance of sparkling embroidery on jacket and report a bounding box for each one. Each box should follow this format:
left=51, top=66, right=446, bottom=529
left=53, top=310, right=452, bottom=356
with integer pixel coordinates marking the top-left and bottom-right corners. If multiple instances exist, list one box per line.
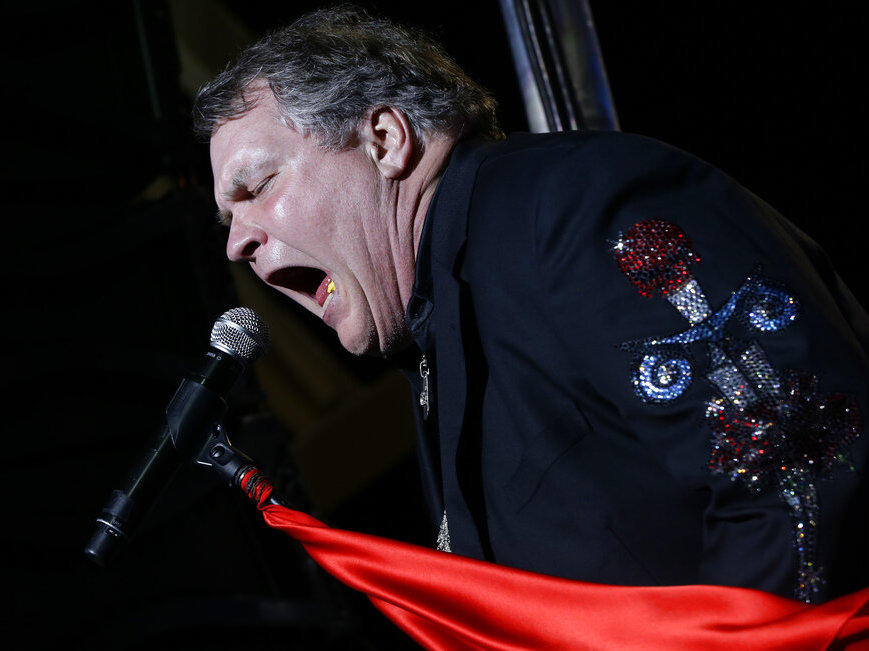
left=612, top=218, right=862, bottom=603
left=436, top=511, right=452, bottom=553
left=706, top=371, right=860, bottom=602
left=613, top=219, right=701, bottom=299
left=619, top=271, right=797, bottom=404
left=666, top=278, right=711, bottom=324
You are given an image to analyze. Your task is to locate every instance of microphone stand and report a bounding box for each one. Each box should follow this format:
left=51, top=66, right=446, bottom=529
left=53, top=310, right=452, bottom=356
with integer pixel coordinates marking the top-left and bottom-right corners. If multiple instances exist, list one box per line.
left=194, top=422, right=356, bottom=636
left=194, top=423, right=283, bottom=507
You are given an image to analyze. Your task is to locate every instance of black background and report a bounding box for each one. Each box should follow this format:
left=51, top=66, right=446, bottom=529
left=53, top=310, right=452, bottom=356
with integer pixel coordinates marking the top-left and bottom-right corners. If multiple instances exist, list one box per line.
left=2, top=1, right=865, bottom=649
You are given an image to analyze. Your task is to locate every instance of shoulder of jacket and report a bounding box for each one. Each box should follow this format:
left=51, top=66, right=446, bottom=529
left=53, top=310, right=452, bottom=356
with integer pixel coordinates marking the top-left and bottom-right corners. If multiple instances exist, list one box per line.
left=472, top=131, right=711, bottom=191
left=480, top=130, right=688, bottom=163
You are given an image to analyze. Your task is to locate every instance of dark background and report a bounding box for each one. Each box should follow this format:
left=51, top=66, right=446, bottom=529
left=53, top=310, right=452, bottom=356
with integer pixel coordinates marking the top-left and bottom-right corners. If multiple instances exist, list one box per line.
left=2, top=1, right=865, bottom=649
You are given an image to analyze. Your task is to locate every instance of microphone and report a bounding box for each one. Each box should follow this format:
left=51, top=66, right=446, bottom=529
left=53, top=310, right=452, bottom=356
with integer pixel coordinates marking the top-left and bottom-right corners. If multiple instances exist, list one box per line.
left=84, top=307, right=270, bottom=566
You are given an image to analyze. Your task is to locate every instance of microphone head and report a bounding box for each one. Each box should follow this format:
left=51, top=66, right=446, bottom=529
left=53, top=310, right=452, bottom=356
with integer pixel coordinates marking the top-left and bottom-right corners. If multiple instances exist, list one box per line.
left=210, top=307, right=270, bottom=364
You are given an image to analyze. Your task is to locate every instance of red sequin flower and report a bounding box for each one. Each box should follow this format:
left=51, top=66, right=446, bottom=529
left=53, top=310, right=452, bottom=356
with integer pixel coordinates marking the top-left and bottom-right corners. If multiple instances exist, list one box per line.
left=707, top=371, right=861, bottom=490
left=614, top=219, right=701, bottom=297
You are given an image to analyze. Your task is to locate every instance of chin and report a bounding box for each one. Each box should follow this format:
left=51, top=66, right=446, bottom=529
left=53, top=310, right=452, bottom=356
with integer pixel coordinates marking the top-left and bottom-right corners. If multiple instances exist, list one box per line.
left=336, top=318, right=411, bottom=357
left=336, top=319, right=379, bottom=356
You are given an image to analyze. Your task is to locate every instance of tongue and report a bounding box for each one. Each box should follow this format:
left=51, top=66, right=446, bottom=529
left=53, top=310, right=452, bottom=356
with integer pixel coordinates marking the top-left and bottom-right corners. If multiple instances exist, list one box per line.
left=315, top=275, right=333, bottom=307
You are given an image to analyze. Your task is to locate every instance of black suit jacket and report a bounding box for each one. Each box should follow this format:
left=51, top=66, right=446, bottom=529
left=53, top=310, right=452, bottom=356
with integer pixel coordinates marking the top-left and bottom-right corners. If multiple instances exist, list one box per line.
left=404, top=131, right=869, bottom=603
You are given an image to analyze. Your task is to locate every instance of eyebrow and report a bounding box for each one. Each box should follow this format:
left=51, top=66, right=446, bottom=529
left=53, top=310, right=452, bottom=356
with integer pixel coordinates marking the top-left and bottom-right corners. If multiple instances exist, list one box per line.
left=215, top=163, right=256, bottom=225
left=216, top=156, right=275, bottom=224
left=220, top=164, right=256, bottom=200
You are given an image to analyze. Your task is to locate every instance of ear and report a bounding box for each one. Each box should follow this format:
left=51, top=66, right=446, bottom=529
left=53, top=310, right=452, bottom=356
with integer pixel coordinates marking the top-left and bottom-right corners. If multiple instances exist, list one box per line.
left=360, top=107, right=415, bottom=179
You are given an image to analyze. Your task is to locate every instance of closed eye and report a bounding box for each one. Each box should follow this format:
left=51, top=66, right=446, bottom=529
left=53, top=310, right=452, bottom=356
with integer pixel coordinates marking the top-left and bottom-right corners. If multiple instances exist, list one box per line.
left=253, top=175, right=275, bottom=196
left=215, top=174, right=274, bottom=227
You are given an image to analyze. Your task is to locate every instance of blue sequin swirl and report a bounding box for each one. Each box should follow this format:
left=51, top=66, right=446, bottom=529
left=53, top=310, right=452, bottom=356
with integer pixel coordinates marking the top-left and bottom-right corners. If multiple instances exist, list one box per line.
left=746, top=285, right=798, bottom=332
left=635, top=354, right=692, bottom=402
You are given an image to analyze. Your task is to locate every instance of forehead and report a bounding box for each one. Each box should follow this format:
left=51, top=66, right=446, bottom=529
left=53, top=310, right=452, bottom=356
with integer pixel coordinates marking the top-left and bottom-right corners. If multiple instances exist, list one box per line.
left=209, top=95, right=293, bottom=186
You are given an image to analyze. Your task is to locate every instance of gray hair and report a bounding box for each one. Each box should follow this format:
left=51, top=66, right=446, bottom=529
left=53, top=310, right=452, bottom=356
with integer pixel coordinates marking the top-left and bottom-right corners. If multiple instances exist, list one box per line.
left=193, top=6, right=503, bottom=148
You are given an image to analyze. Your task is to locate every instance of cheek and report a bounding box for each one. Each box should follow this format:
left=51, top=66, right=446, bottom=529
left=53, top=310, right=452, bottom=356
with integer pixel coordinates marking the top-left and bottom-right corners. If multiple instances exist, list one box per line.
left=331, top=174, right=384, bottom=245
left=268, top=154, right=381, bottom=260
left=268, top=189, right=334, bottom=247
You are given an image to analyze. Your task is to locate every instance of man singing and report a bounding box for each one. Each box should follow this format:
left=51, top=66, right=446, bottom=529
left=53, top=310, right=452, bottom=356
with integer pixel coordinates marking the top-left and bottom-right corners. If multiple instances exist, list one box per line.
left=193, top=6, right=868, bottom=604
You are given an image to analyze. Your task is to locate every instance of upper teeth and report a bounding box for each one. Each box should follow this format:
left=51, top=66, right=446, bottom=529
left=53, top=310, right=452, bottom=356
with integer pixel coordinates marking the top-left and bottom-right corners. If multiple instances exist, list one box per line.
left=327, top=280, right=335, bottom=294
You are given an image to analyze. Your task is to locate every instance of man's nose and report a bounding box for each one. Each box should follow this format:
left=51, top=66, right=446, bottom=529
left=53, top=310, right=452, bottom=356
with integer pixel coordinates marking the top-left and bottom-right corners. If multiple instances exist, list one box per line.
left=226, top=219, right=267, bottom=262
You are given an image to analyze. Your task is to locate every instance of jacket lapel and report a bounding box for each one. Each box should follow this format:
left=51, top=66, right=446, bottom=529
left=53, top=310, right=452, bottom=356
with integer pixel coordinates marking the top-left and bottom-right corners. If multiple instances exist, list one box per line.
left=429, top=139, right=493, bottom=558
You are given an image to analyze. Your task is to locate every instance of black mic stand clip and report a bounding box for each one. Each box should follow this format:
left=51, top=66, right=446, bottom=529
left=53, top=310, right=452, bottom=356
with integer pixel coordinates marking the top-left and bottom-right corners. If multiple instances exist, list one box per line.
left=194, top=423, right=282, bottom=507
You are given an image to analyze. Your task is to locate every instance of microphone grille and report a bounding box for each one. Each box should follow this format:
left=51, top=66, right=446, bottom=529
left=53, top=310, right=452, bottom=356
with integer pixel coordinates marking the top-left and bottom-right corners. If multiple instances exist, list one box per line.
left=210, top=307, right=270, bottom=364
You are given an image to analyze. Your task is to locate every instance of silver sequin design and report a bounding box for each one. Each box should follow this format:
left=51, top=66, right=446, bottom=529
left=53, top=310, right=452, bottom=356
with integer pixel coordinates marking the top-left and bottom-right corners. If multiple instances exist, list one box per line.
left=707, top=363, right=757, bottom=409
left=436, top=511, right=452, bottom=553
left=739, top=343, right=782, bottom=398
left=666, top=278, right=711, bottom=324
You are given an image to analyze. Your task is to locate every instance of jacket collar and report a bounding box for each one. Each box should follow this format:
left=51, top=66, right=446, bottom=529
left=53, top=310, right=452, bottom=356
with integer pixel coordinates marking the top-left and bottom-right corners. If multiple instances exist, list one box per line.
left=407, top=137, right=494, bottom=558
left=407, top=138, right=494, bottom=349
left=430, top=138, right=494, bottom=273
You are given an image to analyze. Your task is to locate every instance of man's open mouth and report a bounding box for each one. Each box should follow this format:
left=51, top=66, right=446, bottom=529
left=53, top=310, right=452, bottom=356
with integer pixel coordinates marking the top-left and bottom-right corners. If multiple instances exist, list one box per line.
left=267, top=266, right=334, bottom=307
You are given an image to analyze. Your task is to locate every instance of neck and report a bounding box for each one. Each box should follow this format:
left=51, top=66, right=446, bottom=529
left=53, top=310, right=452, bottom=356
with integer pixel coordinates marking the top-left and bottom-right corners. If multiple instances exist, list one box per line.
left=392, top=135, right=457, bottom=307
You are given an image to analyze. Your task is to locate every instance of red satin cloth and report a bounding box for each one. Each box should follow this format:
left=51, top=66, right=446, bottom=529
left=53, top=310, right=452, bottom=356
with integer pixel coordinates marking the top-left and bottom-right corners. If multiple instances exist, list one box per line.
left=258, top=501, right=868, bottom=650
